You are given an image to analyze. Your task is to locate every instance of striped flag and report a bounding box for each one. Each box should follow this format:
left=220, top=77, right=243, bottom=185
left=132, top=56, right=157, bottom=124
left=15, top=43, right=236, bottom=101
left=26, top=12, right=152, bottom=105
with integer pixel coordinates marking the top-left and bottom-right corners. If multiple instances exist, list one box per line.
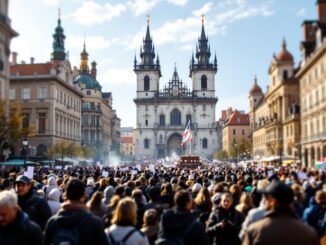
left=181, top=121, right=192, bottom=146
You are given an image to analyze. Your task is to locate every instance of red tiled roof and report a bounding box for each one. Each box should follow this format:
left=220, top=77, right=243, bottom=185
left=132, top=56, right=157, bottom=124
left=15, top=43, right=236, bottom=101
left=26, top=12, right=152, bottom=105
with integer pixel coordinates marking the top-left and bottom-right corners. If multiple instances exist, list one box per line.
left=225, top=111, right=249, bottom=126
left=10, top=63, right=55, bottom=76
left=121, top=137, right=133, bottom=144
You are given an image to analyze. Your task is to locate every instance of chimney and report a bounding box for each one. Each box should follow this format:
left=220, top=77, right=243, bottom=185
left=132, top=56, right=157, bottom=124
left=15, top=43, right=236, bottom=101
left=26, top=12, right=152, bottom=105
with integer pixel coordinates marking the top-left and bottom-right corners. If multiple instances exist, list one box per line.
left=302, top=21, right=316, bottom=42
left=317, top=0, right=326, bottom=22
left=221, top=110, right=226, bottom=120
left=12, top=52, right=17, bottom=65
left=21, top=60, right=26, bottom=64
left=227, top=107, right=233, bottom=117
left=91, top=61, right=97, bottom=79
left=30, top=57, right=34, bottom=64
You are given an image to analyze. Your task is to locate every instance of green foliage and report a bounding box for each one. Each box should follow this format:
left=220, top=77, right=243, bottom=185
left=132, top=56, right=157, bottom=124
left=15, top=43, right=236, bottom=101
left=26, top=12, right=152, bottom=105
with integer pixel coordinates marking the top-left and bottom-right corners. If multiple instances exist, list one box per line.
left=214, top=149, right=228, bottom=160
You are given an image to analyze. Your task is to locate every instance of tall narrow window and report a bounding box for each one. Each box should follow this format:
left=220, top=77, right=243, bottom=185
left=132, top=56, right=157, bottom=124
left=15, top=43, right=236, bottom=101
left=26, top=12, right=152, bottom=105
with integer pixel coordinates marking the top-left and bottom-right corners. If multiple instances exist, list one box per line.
left=144, top=75, right=150, bottom=91
left=283, top=70, right=288, bottom=80
left=170, top=108, right=181, bottom=125
left=39, top=113, right=46, bottom=133
left=22, top=113, right=29, bottom=128
left=159, top=114, right=165, bottom=126
left=233, top=129, right=236, bottom=135
left=9, top=88, right=15, bottom=99
left=22, top=88, right=30, bottom=99
left=144, top=138, right=149, bottom=149
left=186, top=114, right=191, bottom=124
left=145, top=119, right=148, bottom=126
left=201, top=75, right=207, bottom=90
left=38, top=87, right=47, bottom=99
left=203, top=138, right=208, bottom=149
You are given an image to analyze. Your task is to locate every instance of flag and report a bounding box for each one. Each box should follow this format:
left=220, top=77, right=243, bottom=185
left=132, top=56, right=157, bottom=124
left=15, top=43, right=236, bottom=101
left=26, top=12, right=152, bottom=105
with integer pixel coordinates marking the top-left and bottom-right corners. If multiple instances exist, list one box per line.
left=181, top=121, right=192, bottom=146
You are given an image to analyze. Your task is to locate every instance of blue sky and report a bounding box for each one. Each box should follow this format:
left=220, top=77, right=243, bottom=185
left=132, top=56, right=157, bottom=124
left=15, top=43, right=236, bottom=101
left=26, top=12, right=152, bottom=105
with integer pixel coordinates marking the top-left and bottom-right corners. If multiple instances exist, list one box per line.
left=9, top=0, right=315, bottom=127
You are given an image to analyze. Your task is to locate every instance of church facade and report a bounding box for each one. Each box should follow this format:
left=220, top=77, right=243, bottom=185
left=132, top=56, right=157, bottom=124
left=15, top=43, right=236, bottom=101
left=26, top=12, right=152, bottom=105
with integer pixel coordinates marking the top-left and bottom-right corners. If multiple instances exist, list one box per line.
left=133, top=21, right=218, bottom=159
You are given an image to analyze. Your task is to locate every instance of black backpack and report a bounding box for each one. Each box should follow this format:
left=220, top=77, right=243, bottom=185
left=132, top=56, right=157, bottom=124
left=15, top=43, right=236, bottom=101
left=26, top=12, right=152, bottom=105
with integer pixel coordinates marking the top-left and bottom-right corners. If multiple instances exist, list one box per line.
left=108, top=228, right=137, bottom=245
left=51, top=214, right=90, bottom=245
left=155, top=219, right=198, bottom=245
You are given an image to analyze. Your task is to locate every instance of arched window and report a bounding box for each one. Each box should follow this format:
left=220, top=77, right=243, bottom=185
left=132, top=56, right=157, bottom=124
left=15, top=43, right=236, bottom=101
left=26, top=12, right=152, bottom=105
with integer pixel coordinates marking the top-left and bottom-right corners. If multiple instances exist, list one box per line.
left=170, top=108, right=181, bottom=125
left=201, top=75, right=207, bottom=90
left=202, top=138, right=208, bottom=149
left=144, top=138, right=149, bottom=149
left=283, top=70, right=288, bottom=80
left=144, top=75, right=150, bottom=91
left=145, top=119, right=148, bottom=126
left=186, top=114, right=191, bottom=124
left=159, top=114, right=165, bottom=126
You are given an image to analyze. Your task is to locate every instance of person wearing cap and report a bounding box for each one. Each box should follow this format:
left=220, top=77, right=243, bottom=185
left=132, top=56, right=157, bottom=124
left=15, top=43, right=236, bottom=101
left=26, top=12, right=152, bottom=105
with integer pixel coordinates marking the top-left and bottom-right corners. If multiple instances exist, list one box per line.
left=15, top=175, right=52, bottom=230
left=242, top=180, right=319, bottom=245
left=0, top=190, right=44, bottom=245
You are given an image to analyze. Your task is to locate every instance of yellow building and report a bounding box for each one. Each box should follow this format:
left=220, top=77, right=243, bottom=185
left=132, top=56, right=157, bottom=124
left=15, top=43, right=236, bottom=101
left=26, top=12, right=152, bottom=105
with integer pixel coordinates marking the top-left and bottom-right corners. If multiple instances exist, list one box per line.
left=296, top=0, right=326, bottom=167
left=249, top=40, right=300, bottom=161
left=222, top=108, right=250, bottom=152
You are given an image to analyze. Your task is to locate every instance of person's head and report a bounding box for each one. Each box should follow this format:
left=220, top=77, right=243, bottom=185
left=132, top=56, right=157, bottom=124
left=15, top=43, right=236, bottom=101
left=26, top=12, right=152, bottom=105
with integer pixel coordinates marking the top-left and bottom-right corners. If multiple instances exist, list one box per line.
left=239, top=192, right=254, bottom=208
left=220, top=193, right=233, bottom=210
left=143, top=209, right=158, bottom=227
left=174, top=189, right=192, bottom=210
left=15, top=175, right=32, bottom=196
left=259, top=180, right=294, bottom=210
left=194, top=187, right=211, bottom=205
left=88, top=191, right=103, bottom=211
left=65, top=178, right=85, bottom=202
left=315, top=190, right=326, bottom=207
left=111, top=197, right=137, bottom=226
left=0, top=190, right=19, bottom=226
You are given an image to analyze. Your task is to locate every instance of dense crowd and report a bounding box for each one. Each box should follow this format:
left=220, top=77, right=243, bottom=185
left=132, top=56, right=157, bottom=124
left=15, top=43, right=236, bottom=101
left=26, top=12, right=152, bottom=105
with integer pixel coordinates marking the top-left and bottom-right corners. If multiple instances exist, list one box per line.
left=0, top=161, right=324, bottom=245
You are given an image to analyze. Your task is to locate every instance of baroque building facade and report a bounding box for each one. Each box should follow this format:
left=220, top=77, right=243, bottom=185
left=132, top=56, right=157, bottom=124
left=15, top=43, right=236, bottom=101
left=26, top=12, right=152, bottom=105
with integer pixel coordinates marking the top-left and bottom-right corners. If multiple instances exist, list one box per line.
left=0, top=0, right=17, bottom=99
left=134, top=20, right=218, bottom=159
left=296, top=0, right=326, bottom=167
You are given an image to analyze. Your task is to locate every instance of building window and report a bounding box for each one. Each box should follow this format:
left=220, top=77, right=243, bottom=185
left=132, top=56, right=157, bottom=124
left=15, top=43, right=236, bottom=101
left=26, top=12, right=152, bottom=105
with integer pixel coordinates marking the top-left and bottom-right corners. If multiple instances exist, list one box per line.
left=39, top=113, right=46, bottom=133
left=38, top=87, right=47, bottom=99
left=283, top=70, right=288, bottom=80
left=201, top=75, right=207, bottom=90
left=242, top=129, right=245, bottom=135
left=202, top=138, right=208, bottom=149
left=144, top=75, right=150, bottom=91
left=159, top=114, right=165, bottom=126
left=186, top=114, right=191, bottom=124
left=22, top=88, right=30, bottom=99
left=22, top=113, right=29, bottom=128
left=170, top=108, right=181, bottom=125
left=144, top=138, right=149, bottom=149
left=145, top=119, right=148, bottom=126
left=55, top=89, right=59, bottom=100
left=233, top=129, right=236, bottom=135
left=9, top=88, right=15, bottom=99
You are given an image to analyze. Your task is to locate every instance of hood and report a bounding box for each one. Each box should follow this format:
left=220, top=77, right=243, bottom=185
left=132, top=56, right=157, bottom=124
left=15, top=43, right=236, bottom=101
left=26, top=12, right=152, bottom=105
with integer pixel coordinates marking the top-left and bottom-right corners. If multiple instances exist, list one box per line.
left=104, top=186, right=114, bottom=199
left=56, top=207, right=89, bottom=227
left=48, top=188, right=61, bottom=202
left=161, top=208, right=196, bottom=236
left=48, top=176, right=58, bottom=187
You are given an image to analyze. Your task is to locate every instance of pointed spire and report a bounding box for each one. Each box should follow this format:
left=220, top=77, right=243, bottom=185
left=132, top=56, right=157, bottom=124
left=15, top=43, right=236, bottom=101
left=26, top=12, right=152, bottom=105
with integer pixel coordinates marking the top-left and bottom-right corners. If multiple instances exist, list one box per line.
left=139, top=15, right=156, bottom=67
left=254, top=74, right=258, bottom=84
left=282, top=38, right=287, bottom=50
left=80, top=38, right=89, bottom=73
left=52, top=8, right=66, bottom=61
left=200, top=14, right=207, bottom=42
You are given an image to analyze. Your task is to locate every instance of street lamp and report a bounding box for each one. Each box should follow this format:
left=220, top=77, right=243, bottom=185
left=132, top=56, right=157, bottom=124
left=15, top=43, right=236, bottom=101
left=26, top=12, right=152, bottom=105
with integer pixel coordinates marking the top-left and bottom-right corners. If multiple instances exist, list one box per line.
left=22, top=139, right=28, bottom=170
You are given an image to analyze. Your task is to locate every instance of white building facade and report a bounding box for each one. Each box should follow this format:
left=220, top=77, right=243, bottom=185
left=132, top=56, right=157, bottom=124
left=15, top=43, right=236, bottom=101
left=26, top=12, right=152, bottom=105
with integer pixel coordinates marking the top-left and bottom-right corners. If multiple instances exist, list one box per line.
left=134, top=21, right=218, bottom=159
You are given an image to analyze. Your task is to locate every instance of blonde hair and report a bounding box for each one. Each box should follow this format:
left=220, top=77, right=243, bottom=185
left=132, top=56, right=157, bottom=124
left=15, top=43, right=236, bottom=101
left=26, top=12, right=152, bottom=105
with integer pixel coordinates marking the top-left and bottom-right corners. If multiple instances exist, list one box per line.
left=111, top=197, right=137, bottom=226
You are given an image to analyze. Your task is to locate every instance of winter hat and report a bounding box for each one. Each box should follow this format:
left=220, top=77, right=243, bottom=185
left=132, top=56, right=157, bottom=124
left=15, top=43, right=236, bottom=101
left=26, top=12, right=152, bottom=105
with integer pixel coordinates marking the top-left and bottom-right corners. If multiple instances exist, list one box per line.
left=86, top=177, right=95, bottom=187
left=192, top=183, right=202, bottom=193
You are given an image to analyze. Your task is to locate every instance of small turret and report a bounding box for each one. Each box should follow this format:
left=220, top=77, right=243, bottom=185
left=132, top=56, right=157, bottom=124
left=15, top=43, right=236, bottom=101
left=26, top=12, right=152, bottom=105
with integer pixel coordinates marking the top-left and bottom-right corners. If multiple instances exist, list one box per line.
left=52, top=8, right=66, bottom=61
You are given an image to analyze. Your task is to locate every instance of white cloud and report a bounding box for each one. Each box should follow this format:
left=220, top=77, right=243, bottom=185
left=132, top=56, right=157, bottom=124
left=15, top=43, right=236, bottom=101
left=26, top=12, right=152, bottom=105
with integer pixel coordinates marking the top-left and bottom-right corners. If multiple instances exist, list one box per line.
left=98, top=67, right=136, bottom=85
left=42, top=0, right=59, bottom=5
left=192, top=2, right=213, bottom=16
left=71, top=1, right=126, bottom=25
left=167, top=0, right=188, bottom=6
left=297, top=8, right=307, bottom=17
left=127, top=0, right=159, bottom=17
left=66, top=35, right=112, bottom=52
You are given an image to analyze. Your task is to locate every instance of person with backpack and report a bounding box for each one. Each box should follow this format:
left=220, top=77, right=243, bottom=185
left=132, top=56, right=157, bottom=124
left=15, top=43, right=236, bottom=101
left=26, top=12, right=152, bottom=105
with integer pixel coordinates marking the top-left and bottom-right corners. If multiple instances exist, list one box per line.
left=44, top=178, right=108, bottom=245
left=155, top=189, right=209, bottom=245
left=0, top=190, right=44, bottom=245
left=105, top=197, right=149, bottom=245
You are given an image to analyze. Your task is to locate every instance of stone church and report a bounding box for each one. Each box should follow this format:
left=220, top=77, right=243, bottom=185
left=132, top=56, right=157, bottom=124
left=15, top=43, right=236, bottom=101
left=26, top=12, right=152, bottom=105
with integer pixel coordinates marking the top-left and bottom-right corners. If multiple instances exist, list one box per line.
left=133, top=20, right=218, bottom=159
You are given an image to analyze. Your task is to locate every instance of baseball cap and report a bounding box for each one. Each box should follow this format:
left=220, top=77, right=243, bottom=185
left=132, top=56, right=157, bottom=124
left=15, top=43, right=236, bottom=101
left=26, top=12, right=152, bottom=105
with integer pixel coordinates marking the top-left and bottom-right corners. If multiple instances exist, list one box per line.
left=15, top=175, right=31, bottom=184
left=258, top=180, right=294, bottom=204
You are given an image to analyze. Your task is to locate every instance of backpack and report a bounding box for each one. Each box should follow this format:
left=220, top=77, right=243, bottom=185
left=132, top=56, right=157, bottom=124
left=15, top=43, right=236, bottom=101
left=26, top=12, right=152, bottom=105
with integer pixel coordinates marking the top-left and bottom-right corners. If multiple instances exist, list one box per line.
left=51, top=214, right=90, bottom=245
left=108, top=228, right=137, bottom=245
left=155, top=219, right=198, bottom=245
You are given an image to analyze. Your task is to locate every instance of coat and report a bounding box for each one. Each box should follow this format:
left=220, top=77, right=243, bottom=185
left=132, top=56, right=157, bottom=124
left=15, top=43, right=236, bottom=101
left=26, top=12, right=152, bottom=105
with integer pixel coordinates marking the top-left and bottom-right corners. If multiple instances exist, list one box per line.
left=243, top=207, right=319, bottom=245
left=206, top=206, right=244, bottom=245
left=0, top=210, right=43, bottom=245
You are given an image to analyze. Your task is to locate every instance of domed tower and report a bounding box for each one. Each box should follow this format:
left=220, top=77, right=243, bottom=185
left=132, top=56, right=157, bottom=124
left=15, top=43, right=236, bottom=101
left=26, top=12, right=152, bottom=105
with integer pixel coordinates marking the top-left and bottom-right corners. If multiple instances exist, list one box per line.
left=249, top=75, right=263, bottom=110
left=51, top=9, right=66, bottom=61
left=268, top=39, right=294, bottom=91
left=189, top=16, right=217, bottom=98
left=134, top=16, right=161, bottom=99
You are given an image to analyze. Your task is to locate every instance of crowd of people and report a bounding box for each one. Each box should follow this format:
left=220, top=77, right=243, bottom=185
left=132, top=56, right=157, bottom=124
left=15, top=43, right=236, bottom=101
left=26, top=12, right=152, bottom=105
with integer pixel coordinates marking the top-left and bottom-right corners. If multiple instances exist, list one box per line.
left=0, top=161, right=324, bottom=245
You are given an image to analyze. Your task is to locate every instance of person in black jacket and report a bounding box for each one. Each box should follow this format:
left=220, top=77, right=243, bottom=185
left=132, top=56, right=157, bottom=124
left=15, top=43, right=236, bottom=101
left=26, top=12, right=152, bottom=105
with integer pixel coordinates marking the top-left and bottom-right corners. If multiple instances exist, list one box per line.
left=15, top=175, right=52, bottom=230
left=44, top=178, right=108, bottom=245
left=0, top=190, right=43, bottom=245
left=206, top=192, right=244, bottom=245
left=156, top=189, right=209, bottom=245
